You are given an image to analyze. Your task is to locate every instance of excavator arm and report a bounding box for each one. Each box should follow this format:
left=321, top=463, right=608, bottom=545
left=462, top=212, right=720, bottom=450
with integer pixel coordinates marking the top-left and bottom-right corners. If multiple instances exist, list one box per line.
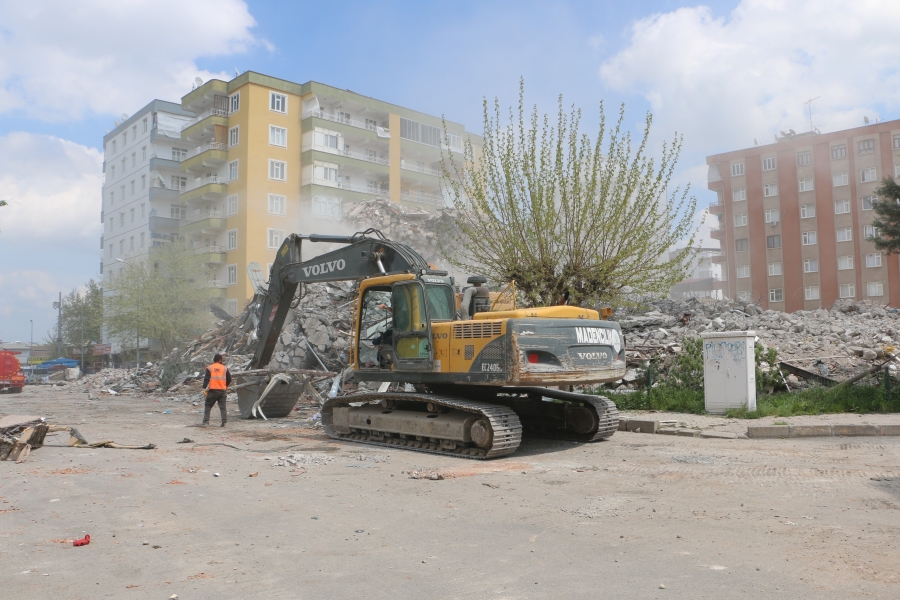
left=250, top=229, right=432, bottom=369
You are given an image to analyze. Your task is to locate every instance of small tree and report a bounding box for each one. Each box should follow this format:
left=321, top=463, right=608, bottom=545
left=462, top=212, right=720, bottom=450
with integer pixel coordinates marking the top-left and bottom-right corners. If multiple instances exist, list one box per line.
left=441, top=80, right=699, bottom=308
left=105, top=241, right=219, bottom=354
left=871, top=177, right=900, bottom=254
left=49, top=280, right=105, bottom=355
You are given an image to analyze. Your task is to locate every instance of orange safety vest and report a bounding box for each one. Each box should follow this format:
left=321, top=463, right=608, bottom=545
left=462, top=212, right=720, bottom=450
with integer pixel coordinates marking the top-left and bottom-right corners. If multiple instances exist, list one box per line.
left=208, top=363, right=228, bottom=390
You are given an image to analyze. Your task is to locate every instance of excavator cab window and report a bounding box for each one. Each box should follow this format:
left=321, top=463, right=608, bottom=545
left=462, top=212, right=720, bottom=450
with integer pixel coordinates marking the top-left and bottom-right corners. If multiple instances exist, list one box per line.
left=391, top=281, right=433, bottom=371
left=424, top=284, right=456, bottom=321
left=357, top=288, right=392, bottom=369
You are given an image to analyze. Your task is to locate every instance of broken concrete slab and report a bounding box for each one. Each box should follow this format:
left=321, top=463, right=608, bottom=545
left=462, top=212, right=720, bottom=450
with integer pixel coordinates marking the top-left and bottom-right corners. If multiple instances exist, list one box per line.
left=877, top=425, right=900, bottom=436
left=747, top=425, right=790, bottom=438
left=618, top=419, right=629, bottom=431
left=699, top=431, right=738, bottom=439
left=658, top=427, right=679, bottom=435
left=676, top=429, right=700, bottom=437
left=626, top=419, right=659, bottom=434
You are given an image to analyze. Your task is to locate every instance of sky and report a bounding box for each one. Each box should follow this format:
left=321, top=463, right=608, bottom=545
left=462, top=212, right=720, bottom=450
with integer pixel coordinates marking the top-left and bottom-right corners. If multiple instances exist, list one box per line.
left=1, top=0, right=899, bottom=344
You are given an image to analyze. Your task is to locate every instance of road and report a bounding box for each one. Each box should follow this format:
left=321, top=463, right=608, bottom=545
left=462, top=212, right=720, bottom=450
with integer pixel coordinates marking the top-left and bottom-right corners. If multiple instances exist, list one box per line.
left=2, top=385, right=899, bottom=599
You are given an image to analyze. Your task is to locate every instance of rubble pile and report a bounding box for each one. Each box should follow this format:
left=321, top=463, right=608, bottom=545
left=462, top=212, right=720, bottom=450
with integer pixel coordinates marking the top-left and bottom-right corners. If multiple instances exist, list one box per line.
left=617, top=297, right=900, bottom=388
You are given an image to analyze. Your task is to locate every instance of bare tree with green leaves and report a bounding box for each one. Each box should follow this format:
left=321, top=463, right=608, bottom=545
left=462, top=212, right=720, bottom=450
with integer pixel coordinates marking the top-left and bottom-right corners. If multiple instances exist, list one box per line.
left=42, top=280, right=105, bottom=355
left=105, top=241, right=219, bottom=354
left=441, top=81, right=699, bottom=308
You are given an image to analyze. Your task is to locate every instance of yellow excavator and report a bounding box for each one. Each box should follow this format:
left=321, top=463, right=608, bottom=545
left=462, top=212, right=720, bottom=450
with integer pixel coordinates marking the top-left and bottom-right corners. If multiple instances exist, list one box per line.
left=250, top=229, right=626, bottom=458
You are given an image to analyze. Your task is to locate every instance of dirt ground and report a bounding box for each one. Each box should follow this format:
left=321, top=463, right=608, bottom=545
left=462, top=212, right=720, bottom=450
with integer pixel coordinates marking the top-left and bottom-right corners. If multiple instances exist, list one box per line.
left=2, top=385, right=899, bottom=599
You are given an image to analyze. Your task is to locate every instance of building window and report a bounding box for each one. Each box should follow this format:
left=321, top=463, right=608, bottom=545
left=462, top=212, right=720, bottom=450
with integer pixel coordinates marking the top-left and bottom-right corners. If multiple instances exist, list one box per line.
left=765, top=209, right=779, bottom=224
left=171, top=176, right=186, bottom=191
left=229, top=125, right=239, bottom=147
left=864, top=225, right=880, bottom=239
left=111, top=140, right=116, bottom=154
left=802, top=231, right=817, bottom=245
left=862, top=195, right=875, bottom=210
left=769, top=288, right=783, bottom=302
left=110, top=165, right=115, bottom=179
left=736, top=265, right=750, bottom=278
left=140, top=232, right=144, bottom=247
left=108, top=244, right=112, bottom=257
left=141, top=174, right=146, bottom=190
left=142, top=118, right=147, bottom=133
left=228, top=160, right=239, bottom=182
left=130, top=180, right=135, bottom=195
left=767, top=235, right=781, bottom=249
left=832, top=144, right=847, bottom=160
left=861, top=167, right=877, bottom=183
left=866, top=253, right=882, bottom=267
left=800, top=204, right=815, bottom=218
left=797, top=151, right=812, bottom=166
left=130, top=207, right=134, bottom=223
left=227, top=264, right=237, bottom=286
left=799, top=177, right=814, bottom=192
left=764, top=183, right=778, bottom=197
left=867, top=281, right=884, bottom=297
left=225, top=299, right=238, bottom=317
left=734, top=213, right=747, bottom=227
left=226, top=194, right=238, bottom=217
left=858, top=139, right=875, bottom=155
left=131, top=152, right=136, bottom=167
left=732, top=188, right=746, bottom=202
left=708, top=164, right=721, bottom=181
left=269, top=126, right=287, bottom=147
left=172, top=147, right=187, bottom=161
left=838, top=255, right=854, bottom=270
left=836, top=227, right=852, bottom=242
left=896, top=164, right=900, bottom=178
left=314, top=161, right=338, bottom=183
left=230, top=92, right=240, bottom=113
left=805, top=286, right=820, bottom=301
left=768, top=262, right=782, bottom=276
left=833, top=172, right=848, bottom=186
left=226, top=229, right=237, bottom=251
left=140, top=203, right=145, bottom=218
left=894, top=134, right=900, bottom=150
left=120, top=185, right=125, bottom=200
left=268, top=194, right=286, bottom=215
left=142, top=146, right=146, bottom=161
left=731, top=163, right=744, bottom=177
left=803, top=258, right=818, bottom=273
left=119, top=239, right=124, bottom=254
left=312, top=195, right=342, bottom=219
left=268, top=159, right=286, bottom=181
left=170, top=204, right=184, bottom=219
left=122, top=131, right=127, bottom=144
left=129, top=236, right=134, bottom=250
left=840, top=283, right=855, bottom=299
left=267, top=228, right=284, bottom=249
left=119, top=212, right=124, bottom=226
left=735, top=238, right=749, bottom=252
left=834, top=199, right=850, bottom=214
left=762, top=157, right=776, bottom=171
left=270, top=91, right=287, bottom=113
left=315, top=128, right=340, bottom=149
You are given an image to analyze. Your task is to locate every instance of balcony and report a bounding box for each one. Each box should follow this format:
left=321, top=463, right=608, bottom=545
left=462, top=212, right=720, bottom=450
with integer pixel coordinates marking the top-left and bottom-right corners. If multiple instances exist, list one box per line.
left=401, top=189, right=446, bottom=207
left=181, top=176, right=227, bottom=203
left=710, top=226, right=726, bottom=240
left=311, top=177, right=390, bottom=198
left=181, top=108, right=229, bottom=142
left=309, top=144, right=390, bottom=167
left=149, top=184, right=181, bottom=203
left=181, top=142, right=228, bottom=172
left=707, top=164, right=722, bottom=182
left=303, top=109, right=390, bottom=137
left=708, top=200, right=724, bottom=215
left=181, top=210, right=226, bottom=236
left=182, top=108, right=228, bottom=131
left=150, top=125, right=184, bottom=142
left=401, top=160, right=441, bottom=177
left=149, top=214, right=181, bottom=232
left=711, top=253, right=727, bottom=263
left=195, top=245, right=226, bottom=264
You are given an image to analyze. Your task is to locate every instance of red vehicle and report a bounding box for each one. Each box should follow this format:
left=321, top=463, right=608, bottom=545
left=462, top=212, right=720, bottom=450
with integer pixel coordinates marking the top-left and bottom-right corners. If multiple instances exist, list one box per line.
left=0, top=350, right=25, bottom=393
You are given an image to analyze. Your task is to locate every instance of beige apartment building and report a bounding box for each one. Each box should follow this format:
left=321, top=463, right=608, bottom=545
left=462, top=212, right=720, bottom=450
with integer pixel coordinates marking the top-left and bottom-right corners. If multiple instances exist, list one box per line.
left=706, top=120, right=900, bottom=312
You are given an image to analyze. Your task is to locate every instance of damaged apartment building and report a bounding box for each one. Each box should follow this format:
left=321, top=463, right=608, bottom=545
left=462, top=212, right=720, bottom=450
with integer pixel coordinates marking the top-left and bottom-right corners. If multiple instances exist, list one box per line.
left=706, top=118, right=900, bottom=311
left=99, top=71, right=481, bottom=329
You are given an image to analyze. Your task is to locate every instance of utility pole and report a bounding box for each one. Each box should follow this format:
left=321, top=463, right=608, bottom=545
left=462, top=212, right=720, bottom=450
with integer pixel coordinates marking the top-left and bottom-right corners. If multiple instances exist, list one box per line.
left=80, top=294, right=85, bottom=374
left=29, top=319, right=33, bottom=362
left=805, top=96, right=820, bottom=133
left=53, top=292, right=62, bottom=358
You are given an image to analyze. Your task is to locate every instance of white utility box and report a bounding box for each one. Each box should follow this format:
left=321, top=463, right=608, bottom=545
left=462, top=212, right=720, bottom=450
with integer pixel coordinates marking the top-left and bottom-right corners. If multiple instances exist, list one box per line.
left=700, top=330, right=756, bottom=414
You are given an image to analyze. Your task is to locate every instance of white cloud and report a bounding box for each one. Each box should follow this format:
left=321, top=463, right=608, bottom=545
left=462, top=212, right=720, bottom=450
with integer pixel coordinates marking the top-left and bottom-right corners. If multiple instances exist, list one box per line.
left=600, top=0, right=900, bottom=152
left=0, top=0, right=262, bottom=120
left=0, top=132, right=102, bottom=245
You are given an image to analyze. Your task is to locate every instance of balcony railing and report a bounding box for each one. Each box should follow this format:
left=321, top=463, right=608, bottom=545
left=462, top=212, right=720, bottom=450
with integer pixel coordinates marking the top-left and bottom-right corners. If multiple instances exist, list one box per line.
left=310, top=144, right=390, bottom=166
left=311, top=177, right=390, bottom=197
left=195, top=245, right=225, bottom=254
left=183, top=209, right=223, bottom=225
left=186, top=141, right=227, bottom=160
left=303, top=109, right=390, bottom=136
left=152, top=125, right=182, bottom=139
left=182, top=107, right=229, bottom=131
left=401, top=189, right=445, bottom=207
left=184, top=175, right=224, bottom=192
left=401, top=160, right=441, bottom=177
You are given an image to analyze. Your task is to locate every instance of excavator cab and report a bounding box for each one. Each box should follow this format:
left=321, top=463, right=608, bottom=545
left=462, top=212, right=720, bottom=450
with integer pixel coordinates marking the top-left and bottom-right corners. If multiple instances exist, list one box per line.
left=390, top=281, right=433, bottom=371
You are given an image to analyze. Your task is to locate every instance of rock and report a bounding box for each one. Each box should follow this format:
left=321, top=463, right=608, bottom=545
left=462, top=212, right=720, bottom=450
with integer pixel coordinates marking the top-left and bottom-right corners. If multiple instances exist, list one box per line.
left=862, top=349, right=878, bottom=361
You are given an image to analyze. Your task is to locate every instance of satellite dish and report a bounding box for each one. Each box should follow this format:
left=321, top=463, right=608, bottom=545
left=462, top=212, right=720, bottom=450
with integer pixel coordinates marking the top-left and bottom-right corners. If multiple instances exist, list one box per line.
left=194, top=77, right=204, bottom=87
left=788, top=129, right=796, bottom=135
left=754, top=138, right=758, bottom=146
left=864, top=116, right=870, bottom=125
left=247, top=262, right=267, bottom=295
left=120, top=113, right=128, bottom=122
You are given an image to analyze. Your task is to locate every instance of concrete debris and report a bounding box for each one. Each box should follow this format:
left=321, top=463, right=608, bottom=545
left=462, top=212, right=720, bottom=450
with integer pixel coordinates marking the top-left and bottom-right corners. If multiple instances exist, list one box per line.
left=271, top=453, right=333, bottom=467
left=617, top=297, right=900, bottom=388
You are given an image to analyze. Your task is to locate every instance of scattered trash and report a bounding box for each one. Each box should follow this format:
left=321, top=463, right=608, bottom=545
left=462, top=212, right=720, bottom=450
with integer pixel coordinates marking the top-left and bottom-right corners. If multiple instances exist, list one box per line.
left=73, top=534, right=90, bottom=547
left=214, top=473, right=220, bottom=477
left=177, top=438, right=194, bottom=444
left=249, top=472, right=259, bottom=477
left=142, top=540, right=149, bottom=545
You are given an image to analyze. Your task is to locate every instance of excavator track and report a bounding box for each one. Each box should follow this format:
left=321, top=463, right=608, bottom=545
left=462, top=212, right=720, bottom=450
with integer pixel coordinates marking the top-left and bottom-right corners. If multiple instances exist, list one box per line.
left=322, top=393, right=522, bottom=459
left=497, top=387, right=619, bottom=443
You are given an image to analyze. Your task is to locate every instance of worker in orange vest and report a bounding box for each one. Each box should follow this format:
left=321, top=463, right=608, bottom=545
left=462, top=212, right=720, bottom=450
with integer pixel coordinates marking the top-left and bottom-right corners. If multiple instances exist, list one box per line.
left=201, top=353, right=232, bottom=427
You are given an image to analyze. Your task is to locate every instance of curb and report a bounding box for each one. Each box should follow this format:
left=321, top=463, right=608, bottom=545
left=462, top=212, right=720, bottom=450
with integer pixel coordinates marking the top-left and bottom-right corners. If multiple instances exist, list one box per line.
left=617, top=418, right=900, bottom=439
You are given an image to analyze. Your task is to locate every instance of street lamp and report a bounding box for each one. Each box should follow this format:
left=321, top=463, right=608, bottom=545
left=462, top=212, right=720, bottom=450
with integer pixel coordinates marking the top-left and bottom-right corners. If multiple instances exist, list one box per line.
left=115, top=257, right=139, bottom=367
left=29, top=319, right=33, bottom=362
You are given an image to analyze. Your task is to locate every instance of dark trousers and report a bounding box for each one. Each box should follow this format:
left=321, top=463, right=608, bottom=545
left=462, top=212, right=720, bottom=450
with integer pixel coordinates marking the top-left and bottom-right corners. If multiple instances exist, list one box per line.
left=203, top=390, right=227, bottom=424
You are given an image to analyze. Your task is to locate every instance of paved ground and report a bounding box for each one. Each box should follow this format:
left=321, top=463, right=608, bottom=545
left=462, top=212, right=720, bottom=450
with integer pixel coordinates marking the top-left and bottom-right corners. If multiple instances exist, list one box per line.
left=2, top=385, right=899, bottom=599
